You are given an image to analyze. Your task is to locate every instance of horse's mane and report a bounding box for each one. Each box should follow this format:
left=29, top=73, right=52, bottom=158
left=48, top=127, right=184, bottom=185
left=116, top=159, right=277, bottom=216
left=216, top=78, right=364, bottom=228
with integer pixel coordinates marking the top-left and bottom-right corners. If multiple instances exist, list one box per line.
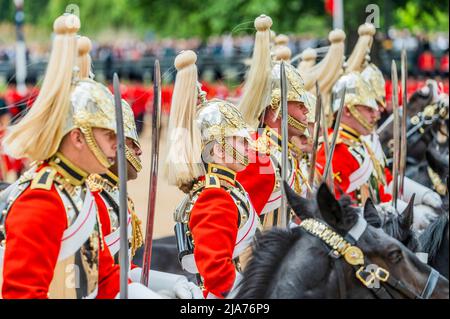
left=236, top=193, right=359, bottom=299
left=235, top=227, right=303, bottom=299
left=420, top=203, right=449, bottom=260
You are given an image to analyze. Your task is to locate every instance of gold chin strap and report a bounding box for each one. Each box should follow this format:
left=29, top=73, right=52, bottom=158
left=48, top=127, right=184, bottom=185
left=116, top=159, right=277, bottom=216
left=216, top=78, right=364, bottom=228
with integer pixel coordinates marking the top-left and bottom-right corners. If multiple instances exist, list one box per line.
left=79, top=126, right=113, bottom=169
left=277, top=112, right=308, bottom=134
left=346, top=104, right=375, bottom=132
left=125, top=145, right=142, bottom=173
left=223, top=142, right=249, bottom=167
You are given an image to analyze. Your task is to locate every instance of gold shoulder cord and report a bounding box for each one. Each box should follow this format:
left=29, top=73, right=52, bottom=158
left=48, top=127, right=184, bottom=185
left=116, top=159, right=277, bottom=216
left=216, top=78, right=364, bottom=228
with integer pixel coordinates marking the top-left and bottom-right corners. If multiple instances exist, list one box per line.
left=362, top=140, right=386, bottom=186
left=128, top=198, right=144, bottom=257
left=427, top=167, right=447, bottom=196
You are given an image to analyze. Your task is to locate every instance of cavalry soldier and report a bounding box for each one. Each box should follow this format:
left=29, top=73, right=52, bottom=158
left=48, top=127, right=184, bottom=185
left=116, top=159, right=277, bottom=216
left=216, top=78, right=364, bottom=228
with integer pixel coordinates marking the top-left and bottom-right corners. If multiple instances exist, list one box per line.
left=77, top=36, right=201, bottom=299
left=166, top=50, right=260, bottom=299
left=236, top=15, right=315, bottom=228
left=315, top=71, right=390, bottom=205
left=344, top=24, right=442, bottom=210
left=0, top=14, right=159, bottom=299
left=315, top=70, right=442, bottom=210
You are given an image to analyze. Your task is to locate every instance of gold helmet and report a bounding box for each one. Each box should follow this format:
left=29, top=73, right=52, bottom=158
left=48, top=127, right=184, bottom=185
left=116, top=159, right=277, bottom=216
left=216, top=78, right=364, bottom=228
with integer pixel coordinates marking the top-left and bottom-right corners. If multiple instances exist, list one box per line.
left=3, top=14, right=122, bottom=170
left=196, top=95, right=251, bottom=166
left=77, top=35, right=142, bottom=172
left=269, top=58, right=313, bottom=135
left=331, top=71, right=378, bottom=131
left=121, top=99, right=142, bottom=173
left=361, top=63, right=386, bottom=108
left=165, top=50, right=251, bottom=189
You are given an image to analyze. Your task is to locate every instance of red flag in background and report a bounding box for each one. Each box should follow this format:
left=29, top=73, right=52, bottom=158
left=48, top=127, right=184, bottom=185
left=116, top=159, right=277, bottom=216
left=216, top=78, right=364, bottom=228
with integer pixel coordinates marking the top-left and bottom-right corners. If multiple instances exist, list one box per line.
left=325, top=0, right=334, bottom=15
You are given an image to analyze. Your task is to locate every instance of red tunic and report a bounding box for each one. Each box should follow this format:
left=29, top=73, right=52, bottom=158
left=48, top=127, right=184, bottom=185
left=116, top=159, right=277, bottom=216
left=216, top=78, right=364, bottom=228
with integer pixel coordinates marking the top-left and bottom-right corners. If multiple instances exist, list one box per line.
left=189, top=184, right=239, bottom=298
left=315, top=129, right=392, bottom=204
left=2, top=168, right=121, bottom=299
left=236, top=131, right=276, bottom=215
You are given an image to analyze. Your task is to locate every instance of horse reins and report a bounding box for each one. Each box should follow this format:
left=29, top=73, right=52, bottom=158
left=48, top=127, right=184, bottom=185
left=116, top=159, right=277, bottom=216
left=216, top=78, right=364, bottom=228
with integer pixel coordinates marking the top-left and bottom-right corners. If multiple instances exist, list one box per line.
left=299, top=217, right=441, bottom=299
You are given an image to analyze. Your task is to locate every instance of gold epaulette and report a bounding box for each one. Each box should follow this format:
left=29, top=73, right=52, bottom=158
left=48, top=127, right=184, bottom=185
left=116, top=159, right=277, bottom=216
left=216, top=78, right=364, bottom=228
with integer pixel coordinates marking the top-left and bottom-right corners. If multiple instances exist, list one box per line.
left=30, top=167, right=57, bottom=190
left=337, top=134, right=360, bottom=148
left=205, top=174, right=220, bottom=189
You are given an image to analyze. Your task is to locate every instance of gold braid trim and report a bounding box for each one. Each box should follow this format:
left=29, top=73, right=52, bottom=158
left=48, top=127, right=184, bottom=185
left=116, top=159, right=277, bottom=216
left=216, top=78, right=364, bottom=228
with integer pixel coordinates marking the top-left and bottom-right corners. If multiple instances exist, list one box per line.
left=276, top=112, right=308, bottom=134
left=223, top=142, right=249, bottom=166
left=79, top=125, right=113, bottom=168
left=128, top=198, right=144, bottom=257
left=427, top=167, right=447, bottom=196
left=125, top=145, right=142, bottom=173
left=361, top=140, right=386, bottom=186
left=346, top=104, right=375, bottom=132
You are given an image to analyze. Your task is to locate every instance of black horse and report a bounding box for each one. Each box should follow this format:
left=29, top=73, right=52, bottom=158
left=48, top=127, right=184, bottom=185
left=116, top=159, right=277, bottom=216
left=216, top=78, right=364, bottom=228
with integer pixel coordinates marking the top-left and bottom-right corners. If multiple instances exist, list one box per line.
left=363, top=196, right=421, bottom=253
left=405, top=122, right=449, bottom=192
left=419, top=189, right=449, bottom=280
left=378, top=80, right=449, bottom=187
left=236, top=183, right=449, bottom=299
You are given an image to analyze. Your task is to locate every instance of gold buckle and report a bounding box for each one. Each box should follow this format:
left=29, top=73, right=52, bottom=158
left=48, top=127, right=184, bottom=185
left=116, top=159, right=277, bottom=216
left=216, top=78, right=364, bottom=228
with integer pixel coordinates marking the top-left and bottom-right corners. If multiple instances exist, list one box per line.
left=375, top=267, right=390, bottom=282
left=356, top=266, right=376, bottom=287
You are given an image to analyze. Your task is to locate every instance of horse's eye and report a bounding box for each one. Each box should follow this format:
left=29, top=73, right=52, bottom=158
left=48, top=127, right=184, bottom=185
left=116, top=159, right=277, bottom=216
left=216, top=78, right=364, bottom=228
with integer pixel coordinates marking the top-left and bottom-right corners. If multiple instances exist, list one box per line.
left=387, top=249, right=403, bottom=264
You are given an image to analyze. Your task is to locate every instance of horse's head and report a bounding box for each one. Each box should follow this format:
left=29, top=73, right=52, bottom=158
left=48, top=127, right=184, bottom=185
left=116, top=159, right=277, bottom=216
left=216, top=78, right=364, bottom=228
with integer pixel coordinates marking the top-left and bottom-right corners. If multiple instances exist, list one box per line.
left=313, top=184, right=449, bottom=299
left=363, top=197, right=421, bottom=252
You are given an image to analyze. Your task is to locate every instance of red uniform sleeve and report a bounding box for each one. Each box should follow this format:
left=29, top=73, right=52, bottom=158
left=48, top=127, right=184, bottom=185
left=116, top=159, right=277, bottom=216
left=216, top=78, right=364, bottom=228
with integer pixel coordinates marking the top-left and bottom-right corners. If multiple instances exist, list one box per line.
left=316, top=143, right=359, bottom=200
left=189, top=188, right=239, bottom=298
left=236, top=150, right=275, bottom=216
left=2, top=187, right=67, bottom=299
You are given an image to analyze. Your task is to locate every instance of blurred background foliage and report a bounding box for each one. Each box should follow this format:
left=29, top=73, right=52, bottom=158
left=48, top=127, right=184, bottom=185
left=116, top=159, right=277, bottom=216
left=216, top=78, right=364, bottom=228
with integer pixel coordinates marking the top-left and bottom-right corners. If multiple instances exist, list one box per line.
left=0, top=0, right=448, bottom=41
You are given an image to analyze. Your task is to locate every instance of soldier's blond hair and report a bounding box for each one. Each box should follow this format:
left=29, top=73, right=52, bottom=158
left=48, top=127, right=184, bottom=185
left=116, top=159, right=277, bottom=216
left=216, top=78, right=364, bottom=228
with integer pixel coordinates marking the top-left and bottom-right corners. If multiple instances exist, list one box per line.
left=164, top=50, right=205, bottom=189
left=346, top=23, right=376, bottom=72
left=300, top=29, right=346, bottom=95
left=3, top=14, right=80, bottom=161
left=297, top=48, right=317, bottom=72
left=77, top=36, right=92, bottom=79
left=238, top=14, right=273, bottom=129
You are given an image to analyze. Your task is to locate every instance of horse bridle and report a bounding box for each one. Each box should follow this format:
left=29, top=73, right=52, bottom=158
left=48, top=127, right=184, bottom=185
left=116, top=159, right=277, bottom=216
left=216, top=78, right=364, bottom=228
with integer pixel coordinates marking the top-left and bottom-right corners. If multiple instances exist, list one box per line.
left=299, top=217, right=441, bottom=299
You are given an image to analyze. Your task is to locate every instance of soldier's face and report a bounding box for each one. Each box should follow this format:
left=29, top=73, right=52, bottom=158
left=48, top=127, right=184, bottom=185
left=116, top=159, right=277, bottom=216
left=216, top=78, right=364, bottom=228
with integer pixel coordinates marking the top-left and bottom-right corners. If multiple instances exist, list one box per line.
left=343, top=105, right=379, bottom=136
left=214, top=136, right=249, bottom=172
left=357, top=105, right=380, bottom=130
left=89, top=128, right=118, bottom=173
left=288, top=101, right=309, bottom=136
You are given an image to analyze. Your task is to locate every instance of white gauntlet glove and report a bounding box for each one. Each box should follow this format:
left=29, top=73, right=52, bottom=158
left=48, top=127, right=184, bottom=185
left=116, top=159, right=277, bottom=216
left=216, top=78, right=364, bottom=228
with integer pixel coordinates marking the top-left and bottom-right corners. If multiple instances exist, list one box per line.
left=422, top=191, right=443, bottom=210
left=115, top=282, right=163, bottom=299
left=173, top=280, right=204, bottom=299
left=388, top=177, right=443, bottom=209
left=129, top=267, right=203, bottom=299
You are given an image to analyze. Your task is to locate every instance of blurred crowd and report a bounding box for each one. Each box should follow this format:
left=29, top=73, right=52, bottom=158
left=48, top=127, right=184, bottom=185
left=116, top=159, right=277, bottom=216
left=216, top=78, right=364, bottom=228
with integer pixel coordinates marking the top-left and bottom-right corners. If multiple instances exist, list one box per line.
left=0, top=28, right=448, bottom=78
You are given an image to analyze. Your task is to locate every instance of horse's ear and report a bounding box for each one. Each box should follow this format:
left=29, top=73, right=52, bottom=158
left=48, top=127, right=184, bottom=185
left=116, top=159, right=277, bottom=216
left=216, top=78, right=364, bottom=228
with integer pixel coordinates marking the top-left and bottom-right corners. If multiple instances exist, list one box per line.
left=283, top=181, right=316, bottom=220
left=363, top=198, right=382, bottom=228
left=400, top=193, right=415, bottom=231
left=316, top=183, right=343, bottom=227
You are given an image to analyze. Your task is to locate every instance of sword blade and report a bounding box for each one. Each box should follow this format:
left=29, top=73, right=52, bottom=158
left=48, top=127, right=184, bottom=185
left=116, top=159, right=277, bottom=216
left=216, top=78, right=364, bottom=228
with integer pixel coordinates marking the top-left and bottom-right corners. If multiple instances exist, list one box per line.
left=113, top=73, right=129, bottom=299
left=280, top=61, right=289, bottom=228
left=141, top=60, right=162, bottom=286
left=307, top=82, right=322, bottom=199
left=320, top=94, right=332, bottom=190
left=399, top=49, right=408, bottom=200
left=323, top=86, right=347, bottom=194
left=391, top=60, right=400, bottom=210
